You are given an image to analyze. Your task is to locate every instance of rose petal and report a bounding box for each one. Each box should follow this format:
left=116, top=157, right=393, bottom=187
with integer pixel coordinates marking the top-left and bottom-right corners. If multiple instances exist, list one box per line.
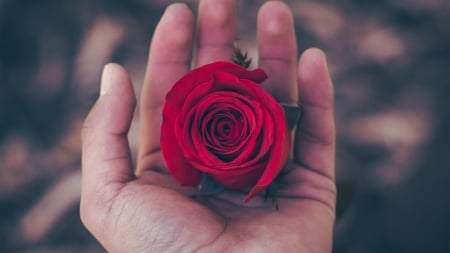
left=166, top=62, right=267, bottom=110
left=161, top=106, right=201, bottom=186
left=244, top=97, right=290, bottom=201
left=210, top=162, right=265, bottom=189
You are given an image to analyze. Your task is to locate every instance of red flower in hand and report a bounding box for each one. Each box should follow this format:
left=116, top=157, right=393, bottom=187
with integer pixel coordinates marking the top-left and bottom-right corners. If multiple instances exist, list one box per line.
left=161, top=61, right=291, bottom=201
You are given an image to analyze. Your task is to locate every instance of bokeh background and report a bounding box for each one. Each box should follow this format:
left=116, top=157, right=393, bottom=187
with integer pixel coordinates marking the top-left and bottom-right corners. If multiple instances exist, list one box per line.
left=1, top=0, right=450, bottom=252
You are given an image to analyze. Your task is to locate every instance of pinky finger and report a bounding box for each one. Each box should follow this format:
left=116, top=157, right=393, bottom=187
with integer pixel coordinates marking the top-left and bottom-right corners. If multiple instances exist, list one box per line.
left=294, top=48, right=335, bottom=181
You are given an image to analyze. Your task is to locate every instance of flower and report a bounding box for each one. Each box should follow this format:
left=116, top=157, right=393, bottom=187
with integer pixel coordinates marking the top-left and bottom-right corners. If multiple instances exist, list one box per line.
left=161, top=61, right=291, bottom=201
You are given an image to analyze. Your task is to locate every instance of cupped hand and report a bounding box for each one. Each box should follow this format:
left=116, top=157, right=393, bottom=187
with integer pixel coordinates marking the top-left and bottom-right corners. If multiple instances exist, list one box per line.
left=80, top=1, right=336, bottom=252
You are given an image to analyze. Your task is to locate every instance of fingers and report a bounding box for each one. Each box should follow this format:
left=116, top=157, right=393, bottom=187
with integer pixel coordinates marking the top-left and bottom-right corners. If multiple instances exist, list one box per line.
left=81, top=63, right=136, bottom=223
left=294, top=48, right=335, bottom=180
left=138, top=4, right=195, bottom=174
left=195, top=0, right=237, bottom=67
left=258, top=1, right=298, bottom=104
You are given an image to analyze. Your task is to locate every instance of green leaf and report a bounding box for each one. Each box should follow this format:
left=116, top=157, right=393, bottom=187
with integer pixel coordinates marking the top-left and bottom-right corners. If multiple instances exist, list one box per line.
left=281, top=103, right=302, bottom=130
left=198, top=173, right=225, bottom=196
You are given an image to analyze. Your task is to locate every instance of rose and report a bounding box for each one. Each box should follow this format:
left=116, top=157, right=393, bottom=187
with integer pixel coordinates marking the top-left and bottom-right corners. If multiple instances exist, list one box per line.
left=161, top=61, right=291, bottom=201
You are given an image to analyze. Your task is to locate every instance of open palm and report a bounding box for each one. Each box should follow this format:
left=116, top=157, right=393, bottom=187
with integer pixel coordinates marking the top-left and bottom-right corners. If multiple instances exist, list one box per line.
left=80, top=1, right=336, bottom=252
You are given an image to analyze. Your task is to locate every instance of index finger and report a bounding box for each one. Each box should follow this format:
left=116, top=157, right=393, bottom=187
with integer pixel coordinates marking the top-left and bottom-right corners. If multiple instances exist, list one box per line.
left=138, top=4, right=195, bottom=174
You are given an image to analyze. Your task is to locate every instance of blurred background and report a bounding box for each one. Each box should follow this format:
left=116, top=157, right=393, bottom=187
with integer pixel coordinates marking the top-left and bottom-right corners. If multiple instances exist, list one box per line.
left=1, top=0, right=449, bottom=252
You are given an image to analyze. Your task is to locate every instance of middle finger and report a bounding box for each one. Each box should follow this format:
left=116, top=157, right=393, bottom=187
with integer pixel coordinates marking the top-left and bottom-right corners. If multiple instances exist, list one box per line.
left=195, top=0, right=237, bottom=67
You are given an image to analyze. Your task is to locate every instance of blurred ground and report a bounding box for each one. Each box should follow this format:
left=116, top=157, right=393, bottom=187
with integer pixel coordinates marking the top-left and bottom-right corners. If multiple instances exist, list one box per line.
left=1, top=0, right=450, bottom=252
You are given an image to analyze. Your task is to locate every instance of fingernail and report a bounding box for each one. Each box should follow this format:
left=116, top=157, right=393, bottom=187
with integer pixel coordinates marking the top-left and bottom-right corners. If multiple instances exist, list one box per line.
left=166, top=3, right=188, bottom=12
left=163, top=3, right=191, bottom=23
left=100, top=64, right=113, bottom=96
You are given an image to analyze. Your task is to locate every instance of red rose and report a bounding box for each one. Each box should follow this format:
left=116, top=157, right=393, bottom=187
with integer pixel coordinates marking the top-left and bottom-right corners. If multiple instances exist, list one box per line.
left=161, top=61, right=291, bottom=201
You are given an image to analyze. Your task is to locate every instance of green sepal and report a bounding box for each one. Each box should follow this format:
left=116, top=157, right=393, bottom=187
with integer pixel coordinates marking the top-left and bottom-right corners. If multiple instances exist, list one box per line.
left=281, top=103, right=303, bottom=130
left=232, top=47, right=252, bottom=68
left=264, top=178, right=280, bottom=210
left=264, top=169, right=293, bottom=210
left=198, top=173, right=225, bottom=196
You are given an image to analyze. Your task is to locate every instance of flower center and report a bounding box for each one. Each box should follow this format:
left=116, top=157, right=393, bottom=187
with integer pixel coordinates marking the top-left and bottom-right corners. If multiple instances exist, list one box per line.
left=203, top=109, right=247, bottom=162
left=217, top=120, right=231, bottom=137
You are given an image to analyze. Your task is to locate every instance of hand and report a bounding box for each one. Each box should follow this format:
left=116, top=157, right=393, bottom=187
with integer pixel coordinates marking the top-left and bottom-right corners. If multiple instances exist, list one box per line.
left=80, top=1, right=336, bottom=252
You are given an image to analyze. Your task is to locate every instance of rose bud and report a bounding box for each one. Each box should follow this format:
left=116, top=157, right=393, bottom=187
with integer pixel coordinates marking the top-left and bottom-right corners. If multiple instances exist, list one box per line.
left=161, top=61, right=291, bottom=201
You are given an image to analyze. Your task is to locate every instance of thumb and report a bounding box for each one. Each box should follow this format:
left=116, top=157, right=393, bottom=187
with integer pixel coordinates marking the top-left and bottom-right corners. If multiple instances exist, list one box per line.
left=80, top=63, right=136, bottom=230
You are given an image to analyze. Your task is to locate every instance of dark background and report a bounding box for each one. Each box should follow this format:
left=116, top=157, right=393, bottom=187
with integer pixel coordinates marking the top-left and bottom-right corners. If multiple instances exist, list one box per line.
left=1, top=0, right=449, bottom=252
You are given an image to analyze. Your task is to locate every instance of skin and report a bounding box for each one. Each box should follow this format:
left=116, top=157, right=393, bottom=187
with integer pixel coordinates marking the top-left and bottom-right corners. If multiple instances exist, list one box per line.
left=80, top=1, right=336, bottom=252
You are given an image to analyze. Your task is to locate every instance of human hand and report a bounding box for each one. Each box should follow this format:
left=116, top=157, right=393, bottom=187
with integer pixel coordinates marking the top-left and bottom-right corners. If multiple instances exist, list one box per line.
left=80, top=1, right=336, bottom=252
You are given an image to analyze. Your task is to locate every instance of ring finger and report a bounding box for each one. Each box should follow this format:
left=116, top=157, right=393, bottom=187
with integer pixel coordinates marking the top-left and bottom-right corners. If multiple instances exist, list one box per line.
left=257, top=1, right=298, bottom=104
